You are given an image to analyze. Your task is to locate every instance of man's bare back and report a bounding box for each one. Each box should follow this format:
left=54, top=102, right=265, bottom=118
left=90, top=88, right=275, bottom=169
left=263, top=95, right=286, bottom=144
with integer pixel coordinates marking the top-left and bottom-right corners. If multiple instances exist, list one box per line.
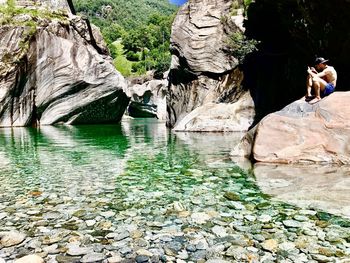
left=321, top=66, right=337, bottom=87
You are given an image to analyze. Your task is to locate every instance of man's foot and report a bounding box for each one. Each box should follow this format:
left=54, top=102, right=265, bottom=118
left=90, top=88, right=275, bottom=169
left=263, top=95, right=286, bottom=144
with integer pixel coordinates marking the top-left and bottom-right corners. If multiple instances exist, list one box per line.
left=308, top=97, right=321, bottom=104
left=305, top=95, right=315, bottom=102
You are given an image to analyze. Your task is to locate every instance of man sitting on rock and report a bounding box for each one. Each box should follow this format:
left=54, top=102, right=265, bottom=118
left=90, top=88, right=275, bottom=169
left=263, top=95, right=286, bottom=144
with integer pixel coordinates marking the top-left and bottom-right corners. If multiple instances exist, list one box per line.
left=305, top=57, right=337, bottom=104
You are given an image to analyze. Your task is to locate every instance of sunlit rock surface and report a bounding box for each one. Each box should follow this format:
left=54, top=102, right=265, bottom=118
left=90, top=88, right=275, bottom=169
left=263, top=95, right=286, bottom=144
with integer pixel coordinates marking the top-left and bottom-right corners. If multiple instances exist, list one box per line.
left=0, top=4, right=129, bottom=127
left=233, top=92, right=350, bottom=164
left=254, top=163, right=350, bottom=218
left=126, top=79, right=168, bottom=120
left=173, top=92, right=254, bottom=132
left=168, top=0, right=255, bottom=131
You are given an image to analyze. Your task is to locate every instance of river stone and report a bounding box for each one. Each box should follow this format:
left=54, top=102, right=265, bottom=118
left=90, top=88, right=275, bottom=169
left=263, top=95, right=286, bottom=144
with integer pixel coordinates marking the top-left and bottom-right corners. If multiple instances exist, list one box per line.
left=135, top=255, right=149, bottom=263
left=0, top=213, right=7, bottom=220
left=190, top=250, right=207, bottom=261
left=311, top=254, right=334, bottom=262
left=261, top=239, right=278, bottom=253
left=258, top=214, right=272, bottom=223
left=56, top=255, right=81, bottom=263
left=136, top=249, right=153, bottom=257
left=80, top=253, right=105, bottom=263
left=101, top=211, right=116, bottom=218
left=86, top=220, right=96, bottom=227
left=172, top=201, right=186, bottom=212
left=225, top=246, right=246, bottom=260
left=176, top=250, right=189, bottom=260
left=14, top=255, right=44, bottom=263
left=43, top=244, right=59, bottom=254
left=191, top=212, right=212, bottom=224
left=212, top=226, right=227, bottom=237
left=278, top=242, right=296, bottom=252
left=67, top=245, right=92, bottom=256
left=283, top=220, right=302, bottom=228
left=206, top=260, right=231, bottom=263
left=0, top=231, right=26, bottom=247
left=107, top=254, right=123, bottom=263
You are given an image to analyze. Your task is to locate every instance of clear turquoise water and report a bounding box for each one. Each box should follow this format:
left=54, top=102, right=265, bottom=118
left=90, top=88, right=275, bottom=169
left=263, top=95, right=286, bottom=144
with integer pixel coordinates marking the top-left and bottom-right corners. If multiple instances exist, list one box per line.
left=1, top=119, right=350, bottom=262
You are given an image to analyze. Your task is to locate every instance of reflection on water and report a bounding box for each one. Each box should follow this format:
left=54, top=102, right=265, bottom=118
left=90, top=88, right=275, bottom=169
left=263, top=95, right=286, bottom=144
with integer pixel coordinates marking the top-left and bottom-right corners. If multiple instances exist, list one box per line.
left=0, top=119, right=350, bottom=262
left=254, top=163, right=350, bottom=218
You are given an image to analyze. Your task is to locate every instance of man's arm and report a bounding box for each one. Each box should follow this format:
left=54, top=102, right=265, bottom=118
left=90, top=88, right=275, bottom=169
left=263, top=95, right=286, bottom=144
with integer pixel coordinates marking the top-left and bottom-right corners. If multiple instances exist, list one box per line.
left=307, top=67, right=327, bottom=78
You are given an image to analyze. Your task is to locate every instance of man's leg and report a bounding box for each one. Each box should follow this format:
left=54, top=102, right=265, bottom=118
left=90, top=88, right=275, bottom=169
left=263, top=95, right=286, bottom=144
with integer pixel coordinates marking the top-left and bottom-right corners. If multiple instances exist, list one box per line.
left=312, top=77, right=327, bottom=98
left=306, top=75, right=313, bottom=97
left=309, top=77, right=327, bottom=104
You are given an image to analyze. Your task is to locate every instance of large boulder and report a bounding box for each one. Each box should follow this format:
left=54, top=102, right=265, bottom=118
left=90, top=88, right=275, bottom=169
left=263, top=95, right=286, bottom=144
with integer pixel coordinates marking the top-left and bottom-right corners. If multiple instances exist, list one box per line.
left=0, top=3, right=129, bottom=127
left=173, top=92, right=254, bottom=132
left=232, top=92, right=350, bottom=164
left=167, top=0, right=255, bottom=131
left=126, top=79, right=168, bottom=120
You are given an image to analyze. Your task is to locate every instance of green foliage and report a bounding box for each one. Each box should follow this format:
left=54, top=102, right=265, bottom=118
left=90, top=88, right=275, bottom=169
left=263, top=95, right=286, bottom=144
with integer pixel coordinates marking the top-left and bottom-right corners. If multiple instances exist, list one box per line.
left=114, top=56, right=133, bottom=77
left=227, top=31, right=259, bottom=63
left=73, top=0, right=177, bottom=77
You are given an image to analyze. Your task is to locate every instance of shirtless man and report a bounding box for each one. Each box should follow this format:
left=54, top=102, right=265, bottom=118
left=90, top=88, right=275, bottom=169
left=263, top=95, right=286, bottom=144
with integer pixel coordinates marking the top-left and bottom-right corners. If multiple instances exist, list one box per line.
left=306, top=57, right=337, bottom=104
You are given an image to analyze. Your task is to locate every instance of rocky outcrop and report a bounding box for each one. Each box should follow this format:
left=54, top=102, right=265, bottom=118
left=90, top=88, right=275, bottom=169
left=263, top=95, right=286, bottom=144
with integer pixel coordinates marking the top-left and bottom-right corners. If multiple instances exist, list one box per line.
left=243, top=0, right=350, bottom=121
left=167, top=0, right=255, bottom=131
left=0, top=3, right=129, bottom=127
left=173, top=92, right=254, bottom=132
left=126, top=79, right=167, bottom=120
left=232, top=92, right=350, bottom=164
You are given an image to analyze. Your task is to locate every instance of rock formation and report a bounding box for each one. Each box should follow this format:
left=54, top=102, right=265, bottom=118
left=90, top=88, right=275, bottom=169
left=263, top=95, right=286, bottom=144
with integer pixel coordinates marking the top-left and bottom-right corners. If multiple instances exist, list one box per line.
left=0, top=1, right=129, bottom=127
left=232, top=92, right=350, bottom=164
left=243, top=0, right=350, bottom=121
left=167, top=0, right=255, bottom=131
left=126, top=79, right=168, bottom=120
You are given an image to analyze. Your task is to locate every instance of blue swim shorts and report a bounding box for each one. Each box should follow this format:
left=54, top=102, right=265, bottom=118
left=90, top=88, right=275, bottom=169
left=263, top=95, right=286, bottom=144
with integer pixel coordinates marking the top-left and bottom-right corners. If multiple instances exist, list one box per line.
left=322, top=83, right=335, bottom=97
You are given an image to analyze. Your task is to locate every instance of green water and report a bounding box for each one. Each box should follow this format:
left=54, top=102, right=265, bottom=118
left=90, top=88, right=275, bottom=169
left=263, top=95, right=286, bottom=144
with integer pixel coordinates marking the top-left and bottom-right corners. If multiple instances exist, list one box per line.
left=0, top=119, right=349, bottom=262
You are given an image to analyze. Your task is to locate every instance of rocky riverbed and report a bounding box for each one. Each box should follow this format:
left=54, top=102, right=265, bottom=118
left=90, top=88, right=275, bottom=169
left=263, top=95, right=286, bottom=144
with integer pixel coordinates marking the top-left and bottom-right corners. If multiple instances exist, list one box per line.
left=0, top=121, right=350, bottom=263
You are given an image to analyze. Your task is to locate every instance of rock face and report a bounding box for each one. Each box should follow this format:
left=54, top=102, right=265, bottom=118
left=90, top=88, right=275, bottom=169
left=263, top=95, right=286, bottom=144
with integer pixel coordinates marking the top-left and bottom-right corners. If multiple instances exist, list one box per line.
left=126, top=79, right=167, bottom=120
left=173, top=92, right=254, bottom=132
left=232, top=92, right=350, bottom=164
left=0, top=3, right=129, bottom=127
left=167, top=0, right=255, bottom=131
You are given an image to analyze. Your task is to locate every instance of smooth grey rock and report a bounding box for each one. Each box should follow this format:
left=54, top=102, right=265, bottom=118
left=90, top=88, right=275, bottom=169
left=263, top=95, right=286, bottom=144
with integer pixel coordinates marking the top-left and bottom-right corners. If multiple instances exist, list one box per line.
left=283, top=220, right=302, bottom=228
left=311, top=254, right=334, bottom=262
left=14, top=255, right=44, bottom=263
left=80, top=253, right=105, bottom=263
left=126, top=79, right=168, bottom=120
left=0, top=15, right=129, bottom=127
left=167, top=0, right=255, bottom=131
left=0, top=213, right=7, bottom=220
left=135, top=255, right=149, bottom=263
left=67, top=245, right=92, bottom=256
left=0, top=231, right=26, bottom=247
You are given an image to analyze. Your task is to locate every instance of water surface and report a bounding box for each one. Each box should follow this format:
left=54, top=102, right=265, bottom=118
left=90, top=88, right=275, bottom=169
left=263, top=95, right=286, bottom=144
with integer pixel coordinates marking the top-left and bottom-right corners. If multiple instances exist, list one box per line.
left=0, top=119, right=349, bottom=262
